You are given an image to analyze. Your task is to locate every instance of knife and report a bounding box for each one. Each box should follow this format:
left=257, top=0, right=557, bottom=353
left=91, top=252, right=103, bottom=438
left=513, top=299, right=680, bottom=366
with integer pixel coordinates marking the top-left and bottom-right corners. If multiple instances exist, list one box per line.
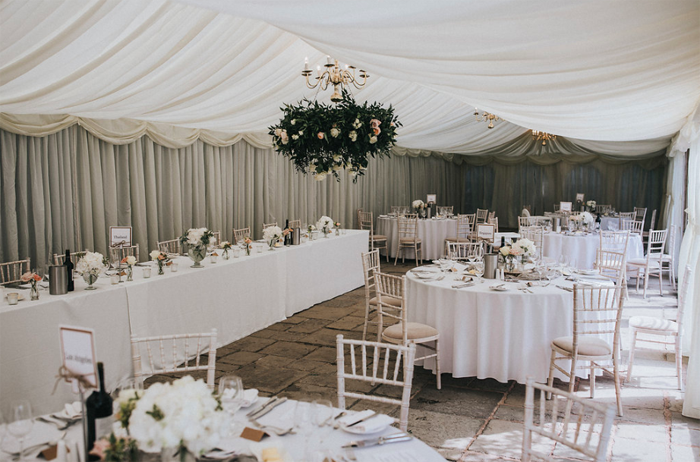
left=246, top=396, right=279, bottom=418
left=249, top=397, right=287, bottom=419
left=346, top=411, right=377, bottom=428
left=342, top=433, right=413, bottom=448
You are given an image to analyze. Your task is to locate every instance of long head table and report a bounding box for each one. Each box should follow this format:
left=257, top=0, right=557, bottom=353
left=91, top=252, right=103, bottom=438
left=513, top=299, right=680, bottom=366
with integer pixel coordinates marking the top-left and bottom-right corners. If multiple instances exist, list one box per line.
left=0, top=230, right=368, bottom=415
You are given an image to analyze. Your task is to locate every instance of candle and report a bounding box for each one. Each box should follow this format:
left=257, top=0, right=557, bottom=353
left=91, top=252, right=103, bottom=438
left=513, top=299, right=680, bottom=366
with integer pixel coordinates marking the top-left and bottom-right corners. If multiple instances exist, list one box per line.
left=170, top=261, right=179, bottom=272
left=304, top=57, right=309, bottom=70
left=110, top=274, right=119, bottom=285
left=317, top=65, right=321, bottom=77
left=143, top=267, right=151, bottom=278
left=326, top=55, right=332, bottom=65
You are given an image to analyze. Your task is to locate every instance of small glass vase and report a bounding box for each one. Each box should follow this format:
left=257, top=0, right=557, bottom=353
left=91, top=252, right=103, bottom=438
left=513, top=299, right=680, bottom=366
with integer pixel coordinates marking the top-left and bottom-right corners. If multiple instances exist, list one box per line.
left=83, top=272, right=99, bottom=290
left=335, top=228, right=340, bottom=236
left=505, top=256, right=516, bottom=273
left=188, top=245, right=207, bottom=268
left=323, top=229, right=330, bottom=238
left=160, top=446, right=195, bottom=462
left=245, top=245, right=251, bottom=256
left=157, top=262, right=165, bottom=275
left=30, top=281, right=39, bottom=301
left=269, top=239, right=277, bottom=251
left=126, top=266, right=133, bottom=282
left=223, top=249, right=230, bottom=260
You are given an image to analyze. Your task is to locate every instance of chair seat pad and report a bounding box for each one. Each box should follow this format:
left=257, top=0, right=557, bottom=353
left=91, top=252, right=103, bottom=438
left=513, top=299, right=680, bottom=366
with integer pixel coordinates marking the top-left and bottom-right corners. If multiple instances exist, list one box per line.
left=648, top=254, right=672, bottom=261
left=627, top=258, right=648, bottom=265
left=552, top=336, right=612, bottom=356
left=399, top=238, right=422, bottom=244
left=372, top=235, right=388, bottom=241
left=383, top=322, right=438, bottom=340
left=629, top=316, right=678, bottom=333
left=369, top=296, right=402, bottom=307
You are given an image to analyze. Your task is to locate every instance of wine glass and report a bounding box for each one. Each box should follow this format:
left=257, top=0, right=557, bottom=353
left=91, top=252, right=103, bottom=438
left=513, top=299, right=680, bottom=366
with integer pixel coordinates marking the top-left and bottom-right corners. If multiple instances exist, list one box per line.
left=218, top=375, right=244, bottom=415
left=7, top=400, right=33, bottom=462
left=558, top=255, right=569, bottom=273
left=473, top=257, right=485, bottom=283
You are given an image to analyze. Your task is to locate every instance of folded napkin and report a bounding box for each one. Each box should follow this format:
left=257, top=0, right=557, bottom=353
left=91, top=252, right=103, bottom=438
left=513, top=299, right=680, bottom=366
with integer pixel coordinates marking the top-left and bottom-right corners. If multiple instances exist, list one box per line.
left=338, top=411, right=394, bottom=434
left=202, top=438, right=249, bottom=460
left=54, top=401, right=82, bottom=420
left=240, top=389, right=259, bottom=408
left=253, top=400, right=296, bottom=429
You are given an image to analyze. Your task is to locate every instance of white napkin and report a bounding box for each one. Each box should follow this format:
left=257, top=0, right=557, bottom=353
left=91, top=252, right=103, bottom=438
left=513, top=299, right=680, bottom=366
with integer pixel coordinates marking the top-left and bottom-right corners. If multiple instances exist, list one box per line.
left=357, top=452, right=423, bottom=462
left=337, top=411, right=395, bottom=433
left=202, top=438, right=249, bottom=459
left=253, top=400, right=296, bottom=429
left=240, top=388, right=259, bottom=407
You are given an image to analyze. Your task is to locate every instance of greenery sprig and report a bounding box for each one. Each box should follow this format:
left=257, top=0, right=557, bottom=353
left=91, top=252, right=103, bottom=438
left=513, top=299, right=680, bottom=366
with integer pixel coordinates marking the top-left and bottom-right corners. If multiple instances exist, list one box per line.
left=268, top=90, right=401, bottom=182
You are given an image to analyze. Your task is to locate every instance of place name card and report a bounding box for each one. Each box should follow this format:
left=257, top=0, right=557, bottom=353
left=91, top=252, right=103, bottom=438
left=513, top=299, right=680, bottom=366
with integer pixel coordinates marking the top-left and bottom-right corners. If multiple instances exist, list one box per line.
left=575, top=193, right=585, bottom=202
left=426, top=194, right=437, bottom=204
left=560, top=201, right=572, bottom=212
left=59, top=325, right=98, bottom=392
left=477, top=224, right=495, bottom=242
left=110, top=226, right=132, bottom=247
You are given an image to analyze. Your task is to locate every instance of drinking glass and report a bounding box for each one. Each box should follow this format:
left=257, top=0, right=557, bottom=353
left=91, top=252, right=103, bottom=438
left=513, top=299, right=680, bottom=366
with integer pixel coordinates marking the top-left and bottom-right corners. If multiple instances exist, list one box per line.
left=142, top=267, right=151, bottom=278
left=218, top=375, right=244, bottom=415
left=558, top=255, right=568, bottom=272
left=7, top=293, right=19, bottom=305
left=473, top=257, right=485, bottom=283
left=7, top=400, right=33, bottom=462
left=170, top=261, right=179, bottom=272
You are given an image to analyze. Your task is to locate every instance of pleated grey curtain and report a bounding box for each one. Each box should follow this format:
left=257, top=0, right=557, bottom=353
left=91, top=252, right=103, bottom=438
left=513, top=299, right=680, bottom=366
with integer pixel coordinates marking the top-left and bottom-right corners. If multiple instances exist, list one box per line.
left=0, top=125, right=464, bottom=271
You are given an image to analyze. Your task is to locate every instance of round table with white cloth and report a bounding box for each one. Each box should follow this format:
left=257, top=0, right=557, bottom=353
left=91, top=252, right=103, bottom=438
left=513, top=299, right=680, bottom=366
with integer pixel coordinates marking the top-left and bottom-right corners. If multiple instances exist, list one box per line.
left=542, top=232, right=644, bottom=269
left=406, top=265, right=614, bottom=384
left=376, top=216, right=457, bottom=260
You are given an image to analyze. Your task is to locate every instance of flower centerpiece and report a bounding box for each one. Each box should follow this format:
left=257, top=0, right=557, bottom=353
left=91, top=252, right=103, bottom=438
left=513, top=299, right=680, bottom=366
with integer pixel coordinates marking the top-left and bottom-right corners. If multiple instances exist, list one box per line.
left=316, top=216, right=334, bottom=237
left=334, top=221, right=341, bottom=236
left=499, top=238, right=537, bottom=271
left=76, top=251, right=106, bottom=290
left=179, top=228, right=214, bottom=268
left=220, top=241, right=232, bottom=260
left=412, top=199, right=426, bottom=217
left=150, top=250, right=170, bottom=275
left=20, top=271, right=42, bottom=300
left=121, top=256, right=137, bottom=282
left=268, top=90, right=401, bottom=183
left=243, top=237, right=253, bottom=256
left=586, top=200, right=596, bottom=212
left=105, top=376, right=230, bottom=460
left=263, top=225, right=283, bottom=250
left=307, top=224, right=316, bottom=240
left=568, top=214, right=583, bottom=231
left=581, top=211, right=595, bottom=230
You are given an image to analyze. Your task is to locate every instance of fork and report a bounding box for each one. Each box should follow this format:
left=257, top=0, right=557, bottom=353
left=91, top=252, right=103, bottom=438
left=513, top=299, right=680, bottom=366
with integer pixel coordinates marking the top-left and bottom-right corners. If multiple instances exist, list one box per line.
left=37, top=416, right=73, bottom=431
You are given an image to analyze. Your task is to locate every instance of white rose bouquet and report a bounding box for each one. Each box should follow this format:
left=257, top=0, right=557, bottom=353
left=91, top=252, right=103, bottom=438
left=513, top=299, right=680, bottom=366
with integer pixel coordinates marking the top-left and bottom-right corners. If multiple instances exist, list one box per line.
left=76, top=251, right=106, bottom=276
left=581, top=211, right=595, bottom=228
left=116, top=376, right=230, bottom=456
left=179, top=227, right=214, bottom=248
left=512, top=238, right=536, bottom=258
left=586, top=200, right=596, bottom=210
left=120, top=255, right=137, bottom=281
left=412, top=199, right=425, bottom=212
left=316, top=216, right=334, bottom=236
left=263, top=225, right=283, bottom=249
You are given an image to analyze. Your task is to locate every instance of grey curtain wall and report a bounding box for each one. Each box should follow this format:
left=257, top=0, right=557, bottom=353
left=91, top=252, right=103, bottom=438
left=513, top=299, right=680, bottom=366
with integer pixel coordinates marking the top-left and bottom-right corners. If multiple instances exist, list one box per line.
left=0, top=125, right=463, bottom=271
left=1, top=125, right=667, bottom=272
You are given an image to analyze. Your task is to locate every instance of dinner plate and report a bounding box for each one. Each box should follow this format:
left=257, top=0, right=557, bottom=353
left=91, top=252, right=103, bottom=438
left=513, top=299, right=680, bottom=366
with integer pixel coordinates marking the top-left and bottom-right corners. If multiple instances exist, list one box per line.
left=340, top=418, right=393, bottom=435
left=489, top=285, right=508, bottom=292
left=574, top=269, right=598, bottom=276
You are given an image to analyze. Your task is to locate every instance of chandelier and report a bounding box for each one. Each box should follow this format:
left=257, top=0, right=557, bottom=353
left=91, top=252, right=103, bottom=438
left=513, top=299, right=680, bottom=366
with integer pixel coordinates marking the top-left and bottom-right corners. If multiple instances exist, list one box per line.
left=302, top=56, right=369, bottom=102
left=531, top=130, right=557, bottom=146
left=473, top=108, right=502, bottom=129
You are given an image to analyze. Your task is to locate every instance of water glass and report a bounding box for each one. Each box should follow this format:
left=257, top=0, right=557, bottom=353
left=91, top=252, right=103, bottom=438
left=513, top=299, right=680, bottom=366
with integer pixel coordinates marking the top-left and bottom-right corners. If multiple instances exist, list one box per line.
left=142, top=267, right=152, bottom=278
left=7, top=399, right=33, bottom=462
left=210, top=254, right=218, bottom=264
left=256, top=244, right=263, bottom=254
left=7, top=292, right=19, bottom=305
left=218, top=375, right=244, bottom=415
left=233, top=247, right=241, bottom=258
left=170, top=261, right=179, bottom=272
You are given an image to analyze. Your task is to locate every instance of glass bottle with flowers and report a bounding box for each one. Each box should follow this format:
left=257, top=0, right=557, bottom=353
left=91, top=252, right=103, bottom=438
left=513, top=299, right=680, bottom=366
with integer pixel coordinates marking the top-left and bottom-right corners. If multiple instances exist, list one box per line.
left=334, top=221, right=341, bottom=236
left=220, top=241, right=232, bottom=260
left=21, top=271, right=42, bottom=300
left=263, top=226, right=283, bottom=250
left=316, top=216, right=334, bottom=238
left=243, top=237, right=253, bottom=256
left=149, top=250, right=170, bottom=275
left=121, top=255, right=137, bottom=281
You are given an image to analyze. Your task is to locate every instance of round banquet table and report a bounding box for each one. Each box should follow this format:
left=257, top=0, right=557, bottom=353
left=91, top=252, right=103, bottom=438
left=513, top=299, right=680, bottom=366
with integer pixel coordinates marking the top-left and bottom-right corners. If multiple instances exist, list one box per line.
left=542, top=231, right=644, bottom=269
left=406, top=266, right=613, bottom=384
left=376, top=216, right=457, bottom=260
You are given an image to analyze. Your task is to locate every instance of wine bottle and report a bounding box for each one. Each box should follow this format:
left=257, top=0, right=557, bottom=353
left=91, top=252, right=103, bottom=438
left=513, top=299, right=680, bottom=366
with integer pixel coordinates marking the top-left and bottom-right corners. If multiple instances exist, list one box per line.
left=64, top=250, right=74, bottom=292
left=86, top=362, right=113, bottom=460
left=500, top=236, right=506, bottom=248
left=284, top=219, right=290, bottom=245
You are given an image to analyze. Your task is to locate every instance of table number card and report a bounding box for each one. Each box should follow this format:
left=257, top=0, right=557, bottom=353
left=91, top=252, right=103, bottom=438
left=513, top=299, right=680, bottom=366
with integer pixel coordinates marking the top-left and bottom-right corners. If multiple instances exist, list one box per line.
left=477, top=224, right=495, bottom=242
left=560, top=201, right=573, bottom=213
left=110, top=226, right=132, bottom=247
left=426, top=194, right=437, bottom=204
left=575, top=193, right=585, bottom=202
left=59, top=325, right=98, bottom=392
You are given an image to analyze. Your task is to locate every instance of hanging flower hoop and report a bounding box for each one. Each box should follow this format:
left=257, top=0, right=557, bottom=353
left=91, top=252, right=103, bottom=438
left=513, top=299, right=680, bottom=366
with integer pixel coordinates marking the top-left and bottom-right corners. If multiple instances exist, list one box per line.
left=268, top=90, right=401, bottom=182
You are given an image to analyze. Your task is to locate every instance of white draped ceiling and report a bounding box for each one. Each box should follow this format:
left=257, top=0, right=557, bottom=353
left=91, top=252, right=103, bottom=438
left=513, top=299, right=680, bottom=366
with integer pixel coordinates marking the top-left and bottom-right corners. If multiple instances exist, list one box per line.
left=1, top=0, right=698, bottom=158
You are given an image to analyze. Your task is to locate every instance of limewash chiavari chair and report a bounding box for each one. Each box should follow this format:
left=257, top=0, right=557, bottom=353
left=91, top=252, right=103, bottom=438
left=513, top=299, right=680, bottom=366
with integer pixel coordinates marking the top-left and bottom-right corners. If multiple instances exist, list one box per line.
left=233, top=227, right=251, bottom=245
left=487, top=211, right=496, bottom=222
left=627, top=265, right=693, bottom=390
left=597, top=205, right=612, bottom=214
left=131, top=328, right=217, bottom=389
left=390, top=206, right=401, bottom=215
left=54, top=250, right=88, bottom=266
left=547, top=284, right=625, bottom=416
left=519, top=226, right=544, bottom=261
left=288, top=219, right=301, bottom=230
left=447, top=242, right=484, bottom=261
left=476, top=208, right=489, bottom=224
left=628, top=229, right=668, bottom=298
left=0, top=258, right=31, bottom=286
left=522, top=377, right=615, bottom=462
left=622, top=219, right=643, bottom=235
left=619, top=212, right=635, bottom=221
left=359, top=211, right=388, bottom=262
left=395, top=215, right=422, bottom=265
left=444, top=214, right=472, bottom=257
left=360, top=250, right=401, bottom=341
left=375, top=272, right=441, bottom=389
left=642, top=209, right=657, bottom=243
left=158, top=239, right=181, bottom=256
left=627, top=265, right=691, bottom=390
left=211, top=231, right=221, bottom=246
left=110, top=244, right=139, bottom=264
left=356, top=208, right=363, bottom=229
left=336, top=334, right=416, bottom=432
left=553, top=203, right=560, bottom=212
left=262, top=222, right=278, bottom=232
left=599, top=230, right=630, bottom=255
left=488, top=216, right=499, bottom=233
left=657, top=224, right=678, bottom=289
left=633, top=207, right=647, bottom=223
left=595, top=250, right=627, bottom=288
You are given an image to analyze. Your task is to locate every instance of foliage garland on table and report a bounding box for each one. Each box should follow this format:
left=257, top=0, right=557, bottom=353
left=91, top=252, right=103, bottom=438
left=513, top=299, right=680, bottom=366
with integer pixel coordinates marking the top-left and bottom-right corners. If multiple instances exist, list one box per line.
left=268, top=90, right=401, bottom=182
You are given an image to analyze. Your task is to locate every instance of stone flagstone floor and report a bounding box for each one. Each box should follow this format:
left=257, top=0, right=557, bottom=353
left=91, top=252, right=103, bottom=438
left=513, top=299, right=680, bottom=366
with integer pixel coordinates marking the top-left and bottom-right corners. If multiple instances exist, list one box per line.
left=148, top=261, right=698, bottom=461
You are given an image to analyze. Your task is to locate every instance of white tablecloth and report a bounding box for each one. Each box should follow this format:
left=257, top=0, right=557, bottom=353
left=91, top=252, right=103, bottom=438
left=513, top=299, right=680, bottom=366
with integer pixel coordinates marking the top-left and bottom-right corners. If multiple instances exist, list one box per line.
left=0, top=231, right=367, bottom=415
left=406, top=269, right=611, bottom=384
left=376, top=216, right=457, bottom=260
left=542, top=232, right=644, bottom=269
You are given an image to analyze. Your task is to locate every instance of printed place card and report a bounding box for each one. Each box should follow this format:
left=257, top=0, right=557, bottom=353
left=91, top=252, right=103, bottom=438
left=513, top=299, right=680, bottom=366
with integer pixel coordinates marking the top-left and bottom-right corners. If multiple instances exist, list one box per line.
left=426, top=194, right=437, bottom=204
left=477, top=224, right=495, bottom=242
left=59, top=325, right=98, bottom=392
left=575, top=193, right=585, bottom=202
left=560, top=201, right=572, bottom=212
left=110, top=226, right=132, bottom=247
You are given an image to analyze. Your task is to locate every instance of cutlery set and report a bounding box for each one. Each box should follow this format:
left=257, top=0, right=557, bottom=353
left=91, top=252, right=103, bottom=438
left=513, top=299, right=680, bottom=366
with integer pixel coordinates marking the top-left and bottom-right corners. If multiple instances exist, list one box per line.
left=342, top=432, right=413, bottom=449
